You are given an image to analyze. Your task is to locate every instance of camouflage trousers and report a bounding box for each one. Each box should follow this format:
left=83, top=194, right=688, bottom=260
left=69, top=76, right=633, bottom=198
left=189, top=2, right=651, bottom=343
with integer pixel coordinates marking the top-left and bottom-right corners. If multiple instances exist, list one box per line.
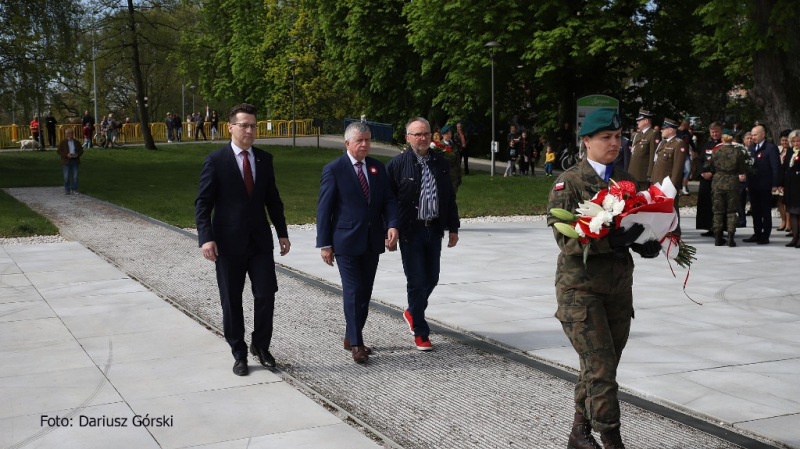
left=712, top=188, right=739, bottom=234
left=555, top=285, right=633, bottom=433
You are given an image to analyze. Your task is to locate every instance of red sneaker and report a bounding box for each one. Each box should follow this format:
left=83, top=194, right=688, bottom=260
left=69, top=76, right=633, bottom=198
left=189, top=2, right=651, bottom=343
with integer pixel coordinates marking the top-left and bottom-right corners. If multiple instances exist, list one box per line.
left=415, top=335, right=433, bottom=351
left=403, top=309, right=414, bottom=335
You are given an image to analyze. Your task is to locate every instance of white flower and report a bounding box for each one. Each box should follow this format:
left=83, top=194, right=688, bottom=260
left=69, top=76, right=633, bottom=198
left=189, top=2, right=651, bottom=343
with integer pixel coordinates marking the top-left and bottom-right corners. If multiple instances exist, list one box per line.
left=576, top=201, right=604, bottom=217
left=576, top=224, right=586, bottom=238
left=612, top=200, right=625, bottom=215
left=602, top=194, right=617, bottom=212
left=430, top=142, right=437, bottom=149
left=589, top=215, right=606, bottom=234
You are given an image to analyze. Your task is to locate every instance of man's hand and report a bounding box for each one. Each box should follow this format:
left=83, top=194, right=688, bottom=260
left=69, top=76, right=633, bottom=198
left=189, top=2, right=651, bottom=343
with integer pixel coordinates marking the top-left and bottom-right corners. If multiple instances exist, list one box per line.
left=772, top=186, right=779, bottom=194
left=278, top=238, right=291, bottom=256
left=385, top=228, right=399, bottom=250
left=701, top=172, right=712, bottom=180
left=201, top=241, right=218, bottom=262
left=447, top=232, right=459, bottom=248
left=320, top=247, right=334, bottom=266
left=631, top=239, right=662, bottom=258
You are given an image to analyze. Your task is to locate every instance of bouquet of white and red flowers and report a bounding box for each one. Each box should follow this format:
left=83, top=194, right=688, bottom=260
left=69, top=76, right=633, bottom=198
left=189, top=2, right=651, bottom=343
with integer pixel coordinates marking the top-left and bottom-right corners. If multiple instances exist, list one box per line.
left=551, top=177, right=696, bottom=270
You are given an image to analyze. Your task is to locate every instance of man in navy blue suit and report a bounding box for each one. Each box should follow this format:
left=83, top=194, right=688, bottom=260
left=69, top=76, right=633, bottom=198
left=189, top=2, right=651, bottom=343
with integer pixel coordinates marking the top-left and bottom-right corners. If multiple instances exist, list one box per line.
left=316, top=122, right=399, bottom=363
left=743, top=124, right=781, bottom=244
left=386, top=117, right=460, bottom=351
left=196, top=103, right=291, bottom=376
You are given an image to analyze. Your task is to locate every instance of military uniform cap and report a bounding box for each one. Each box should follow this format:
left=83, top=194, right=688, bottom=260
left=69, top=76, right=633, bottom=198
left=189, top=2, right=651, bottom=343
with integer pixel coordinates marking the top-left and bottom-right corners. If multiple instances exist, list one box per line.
left=578, top=108, right=622, bottom=137
left=721, top=128, right=733, bottom=136
left=662, top=118, right=679, bottom=129
left=635, top=109, right=655, bottom=121
left=440, top=124, right=452, bottom=134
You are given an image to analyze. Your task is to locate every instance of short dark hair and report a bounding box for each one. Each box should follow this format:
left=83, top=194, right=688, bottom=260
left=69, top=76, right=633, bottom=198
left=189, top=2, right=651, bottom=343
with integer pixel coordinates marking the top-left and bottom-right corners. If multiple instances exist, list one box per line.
left=229, top=103, right=257, bottom=122
left=780, top=129, right=792, bottom=138
left=708, top=122, right=723, bottom=130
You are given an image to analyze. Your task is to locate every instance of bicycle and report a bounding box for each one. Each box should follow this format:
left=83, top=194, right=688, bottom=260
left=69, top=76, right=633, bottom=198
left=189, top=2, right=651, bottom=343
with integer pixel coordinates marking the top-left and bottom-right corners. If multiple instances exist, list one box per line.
left=93, top=131, right=107, bottom=148
left=558, top=141, right=585, bottom=171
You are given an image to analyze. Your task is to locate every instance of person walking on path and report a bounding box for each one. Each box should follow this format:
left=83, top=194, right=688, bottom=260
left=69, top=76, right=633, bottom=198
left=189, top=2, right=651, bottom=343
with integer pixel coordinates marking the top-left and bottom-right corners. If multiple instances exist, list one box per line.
left=386, top=117, right=460, bottom=352
left=195, top=103, right=291, bottom=376
left=210, top=110, right=221, bottom=140
left=710, top=129, right=747, bottom=247
left=57, top=128, right=83, bottom=194
left=316, top=121, right=398, bottom=364
left=547, top=108, right=661, bottom=449
left=165, top=112, right=174, bottom=143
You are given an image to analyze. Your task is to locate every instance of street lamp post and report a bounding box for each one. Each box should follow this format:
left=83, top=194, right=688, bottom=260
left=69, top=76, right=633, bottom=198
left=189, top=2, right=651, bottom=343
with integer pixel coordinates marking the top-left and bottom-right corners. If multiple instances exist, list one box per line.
left=190, top=85, right=196, bottom=115
left=288, top=58, right=298, bottom=146
left=485, top=41, right=501, bottom=177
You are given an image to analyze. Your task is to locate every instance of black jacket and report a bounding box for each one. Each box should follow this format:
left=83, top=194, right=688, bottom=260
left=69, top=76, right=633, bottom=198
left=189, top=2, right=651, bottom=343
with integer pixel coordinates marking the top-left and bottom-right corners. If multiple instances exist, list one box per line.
left=386, top=149, right=459, bottom=239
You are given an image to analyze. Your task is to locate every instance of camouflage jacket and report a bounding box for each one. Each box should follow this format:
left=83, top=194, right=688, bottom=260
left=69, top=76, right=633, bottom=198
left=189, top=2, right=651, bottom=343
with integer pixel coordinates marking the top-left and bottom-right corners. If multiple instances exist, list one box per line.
left=547, top=159, right=635, bottom=295
left=710, top=143, right=746, bottom=191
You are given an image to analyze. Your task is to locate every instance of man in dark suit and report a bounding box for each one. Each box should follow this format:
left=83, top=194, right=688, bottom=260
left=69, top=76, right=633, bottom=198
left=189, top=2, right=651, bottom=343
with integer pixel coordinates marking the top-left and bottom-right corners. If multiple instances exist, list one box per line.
left=195, top=103, right=291, bottom=376
left=743, top=124, right=781, bottom=244
left=316, top=122, right=399, bottom=364
left=386, top=117, right=460, bottom=351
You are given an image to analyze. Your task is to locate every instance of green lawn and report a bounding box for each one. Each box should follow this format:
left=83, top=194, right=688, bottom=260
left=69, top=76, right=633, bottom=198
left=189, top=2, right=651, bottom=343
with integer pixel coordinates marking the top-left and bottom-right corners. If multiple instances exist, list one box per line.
left=0, top=190, right=59, bottom=237
left=1, top=144, right=558, bottom=232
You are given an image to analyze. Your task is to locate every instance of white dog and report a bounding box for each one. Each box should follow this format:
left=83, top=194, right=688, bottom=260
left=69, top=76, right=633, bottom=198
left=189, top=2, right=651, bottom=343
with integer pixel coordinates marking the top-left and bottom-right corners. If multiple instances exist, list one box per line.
left=19, top=139, right=41, bottom=150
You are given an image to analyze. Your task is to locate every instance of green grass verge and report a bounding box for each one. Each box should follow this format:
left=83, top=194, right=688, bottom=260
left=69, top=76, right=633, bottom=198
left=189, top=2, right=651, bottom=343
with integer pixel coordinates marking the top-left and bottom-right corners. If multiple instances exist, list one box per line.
left=2, top=144, right=692, bottom=228
left=0, top=190, right=59, bottom=237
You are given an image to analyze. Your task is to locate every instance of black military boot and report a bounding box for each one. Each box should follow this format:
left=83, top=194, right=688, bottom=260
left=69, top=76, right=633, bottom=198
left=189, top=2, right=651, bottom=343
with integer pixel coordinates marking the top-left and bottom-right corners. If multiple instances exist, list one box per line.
left=728, top=232, right=736, bottom=247
left=714, top=232, right=724, bottom=246
left=568, top=412, right=601, bottom=449
left=600, top=428, right=626, bottom=449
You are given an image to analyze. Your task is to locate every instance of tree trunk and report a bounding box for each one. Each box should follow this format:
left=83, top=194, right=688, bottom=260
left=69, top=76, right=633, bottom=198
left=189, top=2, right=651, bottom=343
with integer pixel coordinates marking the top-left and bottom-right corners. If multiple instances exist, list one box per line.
left=749, top=0, right=800, bottom=139
left=127, top=0, right=156, bottom=150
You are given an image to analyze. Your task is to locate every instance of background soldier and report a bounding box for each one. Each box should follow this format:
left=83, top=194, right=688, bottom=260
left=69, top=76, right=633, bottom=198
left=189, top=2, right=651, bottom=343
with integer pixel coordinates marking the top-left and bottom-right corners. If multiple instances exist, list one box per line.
left=651, top=118, right=687, bottom=237
left=547, top=108, right=661, bottom=449
left=710, top=129, right=747, bottom=246
left=697, top=122, right=722, bottom=236
left=628, top=109, right=657, bottom=190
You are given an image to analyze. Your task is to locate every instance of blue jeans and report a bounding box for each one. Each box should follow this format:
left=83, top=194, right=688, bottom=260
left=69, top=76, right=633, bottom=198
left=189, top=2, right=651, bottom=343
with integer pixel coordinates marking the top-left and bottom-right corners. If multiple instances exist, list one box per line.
left=62, top=160, right=79, bottom=192
left=399, top=223, right=442, bottom=336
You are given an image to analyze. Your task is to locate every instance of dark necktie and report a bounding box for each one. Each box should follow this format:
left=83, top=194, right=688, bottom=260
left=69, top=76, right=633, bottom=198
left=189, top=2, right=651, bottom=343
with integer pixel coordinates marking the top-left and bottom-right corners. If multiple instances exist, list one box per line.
left=242, top=150, right=254, bottom=196
left=604, top=163, right=614, bottom=182
left=355, top=161, right=369, bottom=201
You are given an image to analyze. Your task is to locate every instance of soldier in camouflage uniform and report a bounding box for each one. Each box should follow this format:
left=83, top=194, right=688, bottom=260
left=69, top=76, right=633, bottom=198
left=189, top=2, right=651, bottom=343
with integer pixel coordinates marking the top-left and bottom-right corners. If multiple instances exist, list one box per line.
left=547, top=108, right=661, bottom=449
left=628, top=109, right=658, bottom=191
left=650, top=118, right=688, bottom=237
left=710, top=129, right=747, bottom=247
left=440, top=124, right=462, bottom=193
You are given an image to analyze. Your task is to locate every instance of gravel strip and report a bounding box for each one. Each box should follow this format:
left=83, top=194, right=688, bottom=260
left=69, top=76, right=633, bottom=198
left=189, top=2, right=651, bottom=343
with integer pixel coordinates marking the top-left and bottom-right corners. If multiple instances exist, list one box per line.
left=4, top=187, right=757, bottom=449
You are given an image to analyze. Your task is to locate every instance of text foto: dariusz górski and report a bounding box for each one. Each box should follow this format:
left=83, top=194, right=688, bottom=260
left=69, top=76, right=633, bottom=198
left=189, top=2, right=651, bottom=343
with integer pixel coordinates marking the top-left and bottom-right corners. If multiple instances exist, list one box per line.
left=41, top=414, right=174, bottom=427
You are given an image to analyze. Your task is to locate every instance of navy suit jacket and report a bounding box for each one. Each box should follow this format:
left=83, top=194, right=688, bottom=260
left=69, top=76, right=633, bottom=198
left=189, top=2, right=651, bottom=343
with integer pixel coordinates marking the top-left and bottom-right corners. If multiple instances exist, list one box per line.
left=195, top=143, right=288, bottom=256
left=316, top=154, right=398, bottom=256
left=748, top=141, right=781, bottom=191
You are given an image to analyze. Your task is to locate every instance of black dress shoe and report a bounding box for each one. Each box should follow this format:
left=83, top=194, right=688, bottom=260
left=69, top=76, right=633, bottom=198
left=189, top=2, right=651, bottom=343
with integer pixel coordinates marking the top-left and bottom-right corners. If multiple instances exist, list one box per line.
left=343, top=337, right=372, bottom=354
left=233, top=359, right=248, bottom=376
left=757, top=238, right=770, bottom=245
left=742, top=235, right=759, bottom=242
left=250, top=345, right=276, bottom=369
left=700, top=230, right=714, bottom=237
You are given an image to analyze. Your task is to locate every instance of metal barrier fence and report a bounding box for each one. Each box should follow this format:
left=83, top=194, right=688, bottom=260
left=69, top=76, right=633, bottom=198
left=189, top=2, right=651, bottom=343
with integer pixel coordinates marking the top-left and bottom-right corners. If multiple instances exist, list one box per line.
left=0, top=119, right=318, bottom=148
left=343, top=118, right=393, bottom=143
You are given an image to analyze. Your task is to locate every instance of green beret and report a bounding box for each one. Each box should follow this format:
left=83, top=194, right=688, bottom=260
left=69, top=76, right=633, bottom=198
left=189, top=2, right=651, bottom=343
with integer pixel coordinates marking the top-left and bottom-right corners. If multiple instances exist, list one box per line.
left=721, top=128, right=733, bottom=136
left=440, top=124, right=452, bottom=134
left=578, top=108, right=622, bottom=137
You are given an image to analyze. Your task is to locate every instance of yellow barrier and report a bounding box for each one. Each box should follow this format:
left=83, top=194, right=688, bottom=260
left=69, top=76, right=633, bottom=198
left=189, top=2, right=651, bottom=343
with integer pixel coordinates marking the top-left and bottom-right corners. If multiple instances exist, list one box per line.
left=0, top=120, right=319, bottom=149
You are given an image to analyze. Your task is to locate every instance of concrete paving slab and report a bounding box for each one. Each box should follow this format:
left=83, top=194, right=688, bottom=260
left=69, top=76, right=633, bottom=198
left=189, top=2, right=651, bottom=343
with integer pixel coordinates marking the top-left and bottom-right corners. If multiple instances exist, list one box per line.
left=46, top=290, right=173, bottom=317
left=0, top=273, right=32, bottom=288
left=60, top=303, right=201, bottom=339
left=78, top=326, right=225, bottom=366
left=24, top=265, right=128, bottom=287
left=243, top=423, right=382, bottom=449
left=0, top=338, right=97, bottom=379
left=0, top=402, right=160, bottom=449
left=0, top=285, right=45, bottom=304
left=0, top=260, right=22, bottom=275
left=739, top=414, right=800, bottom=448
left=126, top=383, right=344, bottom=449
left=0, top=300, right=56, bottom=322
left=0, top=317, right=75, bottom=347
left=37, top=278, right=149, bottom=300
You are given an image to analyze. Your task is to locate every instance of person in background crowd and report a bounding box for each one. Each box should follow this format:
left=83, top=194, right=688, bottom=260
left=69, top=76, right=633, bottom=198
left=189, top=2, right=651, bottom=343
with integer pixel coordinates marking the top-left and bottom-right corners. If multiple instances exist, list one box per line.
left=535, top=135, right=547, bottom=168
left=82, top=125, right=92, bottom=149
left=520, top=130, right=534, bottom=175
left=210, top=110, right=220, bottom=141
left=650, top=118, right=687, bottom=237
left=82, top=110, right=95, bottom=148
left=613, top=131, right=631, bottom=174
left=697, top=122, right=723, bottom=237
left=172, top=113, right=183, bottom=142
left=386, top=116, right=459, bottom=352
left=186, top=114, right=194, bottom=136
left=544, top=145, right=555, bottom=177
left=432, top=126, right=442, bottom=144
left=45, top=112, right=58, bottom=148
left=629, top=109, right=657, bottom=190
left=710, top=129, right=747, bottom=247
left=678, top=120, right=695, bottom=195
left=776, top=129, right=792, bottom=232
left=547, top=108, right=661, bottom=449
left=166, top=112, right=174, bottom=143
left=453, top=122, right=470, bottom=175
left=743, top=124, right=780, bottom=244
left=106, top=113, right=117, bottom=147
left=738, top=132, right=753, bottom=228
left=30, top=116, right=41, bottom=146
left=778, top=130, right=800, bottom=247
left=505, top=124, right=521, bottom=177
left=440, top=124, right=462, bottom=193
left=195, top=111, right=208, bottom=141
left=57, top=127, right=83, bottom=195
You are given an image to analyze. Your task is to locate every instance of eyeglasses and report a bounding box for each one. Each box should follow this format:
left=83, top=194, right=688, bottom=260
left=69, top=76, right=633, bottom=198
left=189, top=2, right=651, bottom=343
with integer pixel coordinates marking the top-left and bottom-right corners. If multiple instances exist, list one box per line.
left=407, top=132, right=431, bottom=139
left=231, top=123, right=258, bottom=130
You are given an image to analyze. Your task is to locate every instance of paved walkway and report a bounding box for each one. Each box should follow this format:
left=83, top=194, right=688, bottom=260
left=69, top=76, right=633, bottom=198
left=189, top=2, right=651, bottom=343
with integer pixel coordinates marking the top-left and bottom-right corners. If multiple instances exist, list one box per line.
left=2, top=186, right=796, bottom=448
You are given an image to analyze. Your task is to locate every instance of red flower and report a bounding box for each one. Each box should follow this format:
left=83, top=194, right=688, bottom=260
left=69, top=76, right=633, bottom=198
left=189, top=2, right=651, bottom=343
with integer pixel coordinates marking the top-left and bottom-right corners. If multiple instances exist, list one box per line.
left=369, top=166, right=378, bottom=174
